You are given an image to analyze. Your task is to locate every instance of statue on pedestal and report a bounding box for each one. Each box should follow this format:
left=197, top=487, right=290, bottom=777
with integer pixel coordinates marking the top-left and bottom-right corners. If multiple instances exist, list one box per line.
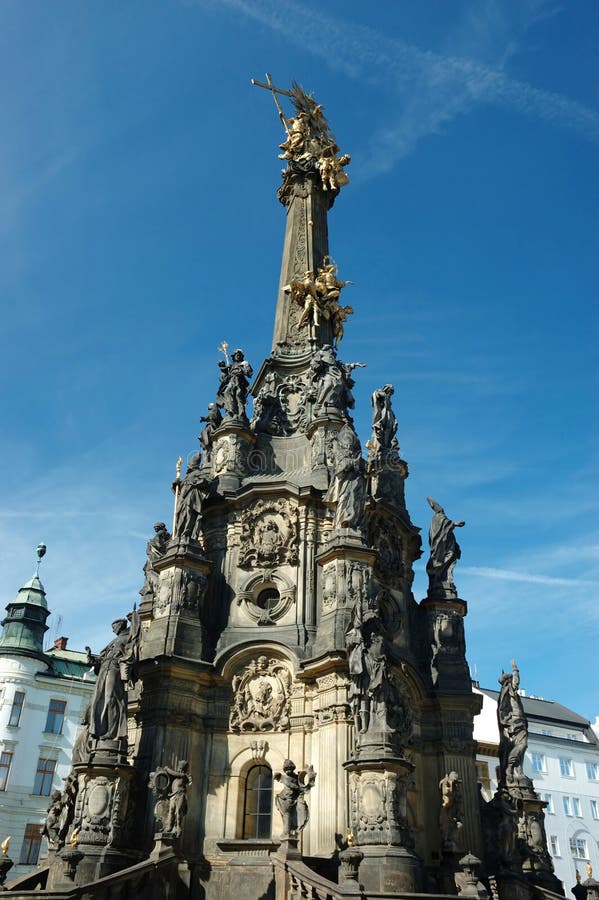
left=439, top=771, right=464, bottom=853
left=216, top=348, right=253, bottom=421
left=306, top=346, right=365, bottom=418
left=175, top=457, right=209, bottom=541
left=252, top=74, right=351, bottom=194
left=140, top=522, right=170, bottom=603
left=324, top=424, right=366, bottom=531
left=426, top=497, right=465, bottom=598
left=149, top=761, right=192, bottom=839
left=199, top=403, right=222, bottom=459
left=85, top=611, right=141, bottom=745
left=274, top=759, right=316, bottom=837
left=367, top=385, right=399, bottom=462
left=43, top=790, right=66, bottom=847
left=497, top=660, right=529, bottom=789
left=346, top=593, right=411, bottom=748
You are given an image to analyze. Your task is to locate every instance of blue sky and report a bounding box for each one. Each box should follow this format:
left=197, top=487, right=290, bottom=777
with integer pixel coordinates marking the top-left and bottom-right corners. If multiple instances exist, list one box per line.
left=1, top=0, right=597, bottom=718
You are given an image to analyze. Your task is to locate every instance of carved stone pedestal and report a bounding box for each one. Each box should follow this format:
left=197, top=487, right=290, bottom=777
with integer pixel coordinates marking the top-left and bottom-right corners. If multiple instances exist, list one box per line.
left=518, top=794, right=563, bottom=894
left=48, top=761, right=140, bottom=888
left=338, top=847, right=364, bottom=893
left=368, top=458, right=408, bottom=508
left=210, top=420, right=256, bottom=491
left=421, top=598, right=470, bottom=691
left=343, top=755, right=423, bottom=893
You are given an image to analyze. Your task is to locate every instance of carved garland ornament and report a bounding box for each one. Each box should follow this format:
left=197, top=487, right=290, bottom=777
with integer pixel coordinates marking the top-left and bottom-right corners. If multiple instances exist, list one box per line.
left=229, top=656, right=292, bottom=733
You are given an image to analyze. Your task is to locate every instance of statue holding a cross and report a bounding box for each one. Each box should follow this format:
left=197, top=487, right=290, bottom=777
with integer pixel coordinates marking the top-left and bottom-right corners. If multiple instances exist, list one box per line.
left=251, top=73, right=350, bottom=192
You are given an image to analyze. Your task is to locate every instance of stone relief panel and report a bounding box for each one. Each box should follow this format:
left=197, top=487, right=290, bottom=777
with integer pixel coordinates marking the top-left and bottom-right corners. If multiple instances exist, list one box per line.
left=212, top=435, right=248, bottom=475
left=322, top=563, right=338, bottom=611
left=153, top=568, right=208, bottom=618
left=251, top=372, right=308, bottom=436
left=229, top=656, right=292, bottom=732
left=238, top=498, right=299, bottom=569
left=429, top=607, right=467, bottom=686
left=348, top=769, right=412, bottom=848
left=320, top=559, right=372, bottom=613
left=367, top=512, right=405, bottom=586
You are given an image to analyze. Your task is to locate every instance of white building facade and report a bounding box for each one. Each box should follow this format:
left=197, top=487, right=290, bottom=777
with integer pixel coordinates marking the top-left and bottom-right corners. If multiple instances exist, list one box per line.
left=474, top=685, right=599, bottom=893
left=0, top=566, right=93, bottom=879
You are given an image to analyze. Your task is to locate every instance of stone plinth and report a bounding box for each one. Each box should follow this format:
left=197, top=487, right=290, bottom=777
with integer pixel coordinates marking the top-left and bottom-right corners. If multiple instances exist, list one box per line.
left=344, top=754, right=423, bottom=893
left=47, top=761, right=140, bottom=888
left=209, top=420, right=256, bottom=492
left=518, top=794, right=563, bottom=894
left=421, top=597, right=470, bottom=691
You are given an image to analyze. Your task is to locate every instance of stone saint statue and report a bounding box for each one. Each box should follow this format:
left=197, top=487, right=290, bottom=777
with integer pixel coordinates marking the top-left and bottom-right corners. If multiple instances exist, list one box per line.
left=426, top=497, right=465, bottom=599
left=345, top=596, right=405, bottom=743
left=140, top=521, right=170, bottom=602
left=199, top=403, right=222, bottom=458
left=307, top=345, right=364, bottom=417
left=325, top=424, right=366, bottom=531
left=274, top=759, right=316, bottom=837
left=43, top=790, right=64, bottom=847
left=216, top=348, right=253, bottom=420
left=439, top=771, right=464, bottom=853
left=497, top=660, right=529, bottom=788
left=176, top=457, right=208, bottom=541
left=368, top=384, right=399, bottom=461
left=85, top=612, right=140, bottom=744
left=164, top=760, right=191, bottom=837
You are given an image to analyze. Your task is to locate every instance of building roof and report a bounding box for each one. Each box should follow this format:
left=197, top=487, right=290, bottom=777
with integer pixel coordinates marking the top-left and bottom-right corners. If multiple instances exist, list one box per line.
left=44, top=646, right=93, bottom=679
left=14, top=574, right=48, bottom=609
left=478, top=687, right=590, bottom=728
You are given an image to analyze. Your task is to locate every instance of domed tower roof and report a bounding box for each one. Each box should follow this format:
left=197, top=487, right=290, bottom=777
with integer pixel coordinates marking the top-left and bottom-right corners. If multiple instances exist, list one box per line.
left=0, top=544, right=50, bottom=660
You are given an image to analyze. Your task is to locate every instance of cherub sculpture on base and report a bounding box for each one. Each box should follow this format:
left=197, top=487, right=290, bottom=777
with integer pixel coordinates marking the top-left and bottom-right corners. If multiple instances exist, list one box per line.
left=274, top=759, right=316, bottom=837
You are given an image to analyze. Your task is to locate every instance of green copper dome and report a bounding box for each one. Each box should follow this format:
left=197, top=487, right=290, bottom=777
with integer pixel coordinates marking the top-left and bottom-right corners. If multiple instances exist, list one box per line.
left=0, top=570, right=50, bottom=658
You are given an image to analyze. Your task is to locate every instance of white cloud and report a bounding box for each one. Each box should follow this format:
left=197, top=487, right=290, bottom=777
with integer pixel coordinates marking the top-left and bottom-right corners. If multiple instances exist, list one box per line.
left=460, top=565, right=598, bottom=588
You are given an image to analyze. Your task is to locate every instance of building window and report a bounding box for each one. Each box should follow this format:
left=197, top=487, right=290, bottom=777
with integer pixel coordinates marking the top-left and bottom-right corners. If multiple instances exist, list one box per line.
left=8, top=690, right=25, bottom=727
left=549, top=835, right=560, bottom=856
left=44, top=698, right=66, bottom=735
left=476, top=761, right=491, bottom=796
left=0, top=752, right=13, bottom=791
left=532, top=753, right=547, bottom=773
left=32, top=758, right=56, bottom=796
left=572, top=796, right=582, bottom=817
left=569, top=837, right=588, bottom=860
left=19, top=824, right=43, bottom=866
left=541, top=793, right=554, bottom=813
left=586, top=762, right=598, bottom=781
left=591, top=800, right=599, bottom=820
left=563, top=796, right=572, bottom=816
left=242, top=765, right=273, bottom=839
left=560, top=758, right=574, bottom=777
